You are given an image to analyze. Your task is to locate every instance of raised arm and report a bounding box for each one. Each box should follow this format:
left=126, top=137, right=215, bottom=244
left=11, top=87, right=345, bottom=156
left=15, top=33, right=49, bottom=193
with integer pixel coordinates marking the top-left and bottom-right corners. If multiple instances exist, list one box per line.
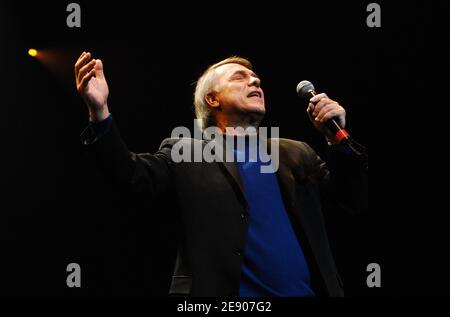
left=75, top=52, right=173, bottom=197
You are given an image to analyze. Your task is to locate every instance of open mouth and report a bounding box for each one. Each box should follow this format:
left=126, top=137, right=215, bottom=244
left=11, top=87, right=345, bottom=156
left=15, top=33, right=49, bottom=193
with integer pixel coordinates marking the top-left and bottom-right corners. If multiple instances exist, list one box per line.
left=247, top=91, right=262, bottom=98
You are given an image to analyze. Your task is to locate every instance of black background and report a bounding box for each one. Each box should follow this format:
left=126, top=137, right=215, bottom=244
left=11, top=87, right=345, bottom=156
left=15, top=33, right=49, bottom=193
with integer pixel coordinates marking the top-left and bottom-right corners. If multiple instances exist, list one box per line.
left=0, top=0, right=448, bottom=296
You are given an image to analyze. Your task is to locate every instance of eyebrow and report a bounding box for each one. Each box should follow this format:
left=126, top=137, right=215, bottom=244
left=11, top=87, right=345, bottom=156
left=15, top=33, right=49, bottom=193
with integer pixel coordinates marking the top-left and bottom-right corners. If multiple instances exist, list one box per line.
left=230, top=70, right=259, bottom=79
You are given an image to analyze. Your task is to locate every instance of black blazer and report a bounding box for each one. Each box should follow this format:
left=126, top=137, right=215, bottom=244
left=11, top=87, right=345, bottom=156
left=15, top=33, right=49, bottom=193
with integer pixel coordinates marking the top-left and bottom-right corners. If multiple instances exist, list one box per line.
left=82, top=119, right=367, bottom=297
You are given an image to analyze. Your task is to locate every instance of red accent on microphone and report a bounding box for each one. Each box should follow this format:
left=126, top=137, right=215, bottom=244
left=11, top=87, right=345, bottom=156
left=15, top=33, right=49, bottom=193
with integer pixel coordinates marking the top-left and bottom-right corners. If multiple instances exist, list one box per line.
left=335, top=129, right=350, bottom=142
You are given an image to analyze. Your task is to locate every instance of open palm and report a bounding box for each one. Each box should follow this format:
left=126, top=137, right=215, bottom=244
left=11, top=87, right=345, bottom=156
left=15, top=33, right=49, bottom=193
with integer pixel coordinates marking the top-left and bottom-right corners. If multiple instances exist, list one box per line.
left=75, top=52, right=109, bottom=116
left=83, top=61, right=109, bottom=110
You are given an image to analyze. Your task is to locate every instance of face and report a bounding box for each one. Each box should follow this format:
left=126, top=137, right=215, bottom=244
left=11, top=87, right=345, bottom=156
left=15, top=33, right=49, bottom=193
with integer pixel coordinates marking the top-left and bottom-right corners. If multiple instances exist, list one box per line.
left=207, top=63, right=266, bottom=117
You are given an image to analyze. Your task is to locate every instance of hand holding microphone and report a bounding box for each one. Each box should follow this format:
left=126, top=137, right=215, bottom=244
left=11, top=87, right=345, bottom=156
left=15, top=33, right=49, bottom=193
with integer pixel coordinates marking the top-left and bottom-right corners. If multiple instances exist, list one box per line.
left=297, top=81, right=368, bottom=170
left=297, top=80, right=349, bottom=144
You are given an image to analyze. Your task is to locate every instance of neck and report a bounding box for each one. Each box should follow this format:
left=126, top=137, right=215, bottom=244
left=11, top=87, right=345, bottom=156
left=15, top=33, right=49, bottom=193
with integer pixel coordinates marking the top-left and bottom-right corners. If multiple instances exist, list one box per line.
left=215, top=113, right=263, bottom=136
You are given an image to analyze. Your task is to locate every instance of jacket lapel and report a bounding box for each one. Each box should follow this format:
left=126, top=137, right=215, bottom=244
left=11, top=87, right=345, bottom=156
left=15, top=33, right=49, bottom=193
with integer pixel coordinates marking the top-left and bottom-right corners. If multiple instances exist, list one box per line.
left=222, top=160, right=246, bottom=198
left=276, top=159, right=298, bottom=210
left=206, top=137, right=248, bottom=207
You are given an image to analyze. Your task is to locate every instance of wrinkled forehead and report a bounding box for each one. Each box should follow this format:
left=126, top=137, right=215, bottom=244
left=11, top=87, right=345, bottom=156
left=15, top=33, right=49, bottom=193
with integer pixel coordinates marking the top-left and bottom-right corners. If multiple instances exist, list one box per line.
left=213, top=63, right=255, bottom=79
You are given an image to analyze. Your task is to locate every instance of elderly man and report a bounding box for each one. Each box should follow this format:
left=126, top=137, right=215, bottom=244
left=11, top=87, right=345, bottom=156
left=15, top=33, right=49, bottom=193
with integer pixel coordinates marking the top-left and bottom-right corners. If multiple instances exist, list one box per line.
left=76, top=52, right=367, bottom=297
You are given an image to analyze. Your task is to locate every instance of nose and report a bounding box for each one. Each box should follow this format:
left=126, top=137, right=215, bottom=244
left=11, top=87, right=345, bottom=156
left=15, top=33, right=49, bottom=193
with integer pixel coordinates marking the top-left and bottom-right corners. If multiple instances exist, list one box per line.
left=249, top=75, right=261, bottom=88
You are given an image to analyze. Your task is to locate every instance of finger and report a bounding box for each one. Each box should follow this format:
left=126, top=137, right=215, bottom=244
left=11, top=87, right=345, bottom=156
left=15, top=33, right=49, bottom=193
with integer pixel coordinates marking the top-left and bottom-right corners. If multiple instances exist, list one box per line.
left=316, top=103, right=343, bottom=121
left=77, top=59, right=95, bottom=84
left=318, top=107, right=345, bottom=123
left=74, top=52, right=86, bottom=82
left=310, top=93, right=328, bottom=103
left=77, top=59, right=96, bottom=84
left=315, top=103, right=338, bottom=121
left=307, top=102, right=315, bottom=115
left=93, top=59, right=105, bottom=79
left=312, top=97, right=333, bottom=117
left=75, top=51, right=90, bottom=72
left=77, top=51, right=86, bottom=61
left=76, top=51, right=86, bottom=62
left=78, top=68, right=96, bottom=91
left=75, top=52, right=92, bottom=76
left=306, top=104, right=315, bottom=122
left=75, top=53, right=91, bottom=84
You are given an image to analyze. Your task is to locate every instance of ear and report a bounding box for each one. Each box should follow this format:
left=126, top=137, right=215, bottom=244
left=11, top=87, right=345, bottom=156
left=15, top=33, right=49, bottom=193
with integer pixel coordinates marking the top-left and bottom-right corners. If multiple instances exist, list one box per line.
left=205, top=92, right=220, bottom=108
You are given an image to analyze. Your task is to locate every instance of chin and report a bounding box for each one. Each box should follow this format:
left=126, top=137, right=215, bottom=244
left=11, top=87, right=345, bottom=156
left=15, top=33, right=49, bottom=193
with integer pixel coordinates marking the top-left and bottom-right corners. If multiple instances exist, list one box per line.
left=254, top=105, right=266, bottom=114
left=235, top=103, right=266, bottom=117
left=246, top=102, right=265, bottom=113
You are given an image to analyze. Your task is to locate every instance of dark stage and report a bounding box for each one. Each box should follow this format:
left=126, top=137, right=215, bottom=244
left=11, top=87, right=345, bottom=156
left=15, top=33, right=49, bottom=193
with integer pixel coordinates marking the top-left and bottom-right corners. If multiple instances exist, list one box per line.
left=1, top=1, right=449, bottom=297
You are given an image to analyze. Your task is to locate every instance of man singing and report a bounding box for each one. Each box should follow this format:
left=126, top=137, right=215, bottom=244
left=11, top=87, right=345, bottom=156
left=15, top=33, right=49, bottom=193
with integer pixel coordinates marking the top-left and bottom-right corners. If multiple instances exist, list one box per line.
left=76, top=52, right=367, bottom=297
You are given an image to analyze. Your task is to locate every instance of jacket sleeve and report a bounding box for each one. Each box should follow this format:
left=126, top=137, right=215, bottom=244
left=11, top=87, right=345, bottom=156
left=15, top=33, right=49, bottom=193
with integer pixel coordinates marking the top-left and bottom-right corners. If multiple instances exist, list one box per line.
left=303, top=142, right=368, bottom=215
left=81, top=118, right=174, bottom=197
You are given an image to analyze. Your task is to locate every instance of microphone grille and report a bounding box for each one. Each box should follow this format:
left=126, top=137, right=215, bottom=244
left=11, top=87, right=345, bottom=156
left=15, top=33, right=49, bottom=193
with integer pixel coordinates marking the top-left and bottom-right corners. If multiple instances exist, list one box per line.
left=296, top=80, right=315, bottom=99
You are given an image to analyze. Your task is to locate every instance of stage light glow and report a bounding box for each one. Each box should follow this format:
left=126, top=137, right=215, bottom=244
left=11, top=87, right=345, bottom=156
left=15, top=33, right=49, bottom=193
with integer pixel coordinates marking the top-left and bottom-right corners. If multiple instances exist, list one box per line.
left=28, top=48, right=38, bottom=57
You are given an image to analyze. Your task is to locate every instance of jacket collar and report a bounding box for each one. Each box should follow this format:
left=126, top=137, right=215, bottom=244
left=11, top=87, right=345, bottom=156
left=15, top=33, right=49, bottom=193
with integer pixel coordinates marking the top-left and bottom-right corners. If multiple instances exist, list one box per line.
left=204, top=135, right=297, bottom=211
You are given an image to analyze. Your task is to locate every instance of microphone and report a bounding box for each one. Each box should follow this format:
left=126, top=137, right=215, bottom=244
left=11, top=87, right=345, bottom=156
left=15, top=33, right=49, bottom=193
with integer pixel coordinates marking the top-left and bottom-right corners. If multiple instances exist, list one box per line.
left=296, top=80, right=350, bottom=143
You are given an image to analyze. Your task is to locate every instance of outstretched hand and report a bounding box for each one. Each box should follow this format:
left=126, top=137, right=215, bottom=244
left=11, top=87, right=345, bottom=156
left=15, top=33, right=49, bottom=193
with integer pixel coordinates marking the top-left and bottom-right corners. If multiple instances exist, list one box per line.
left=75, top=51, right=110, bottom=122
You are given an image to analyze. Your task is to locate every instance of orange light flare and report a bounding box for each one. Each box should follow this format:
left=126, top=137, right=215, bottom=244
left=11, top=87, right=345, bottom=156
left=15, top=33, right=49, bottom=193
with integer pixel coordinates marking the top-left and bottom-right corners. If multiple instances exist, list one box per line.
left=25, top=47, right=80, bottom=87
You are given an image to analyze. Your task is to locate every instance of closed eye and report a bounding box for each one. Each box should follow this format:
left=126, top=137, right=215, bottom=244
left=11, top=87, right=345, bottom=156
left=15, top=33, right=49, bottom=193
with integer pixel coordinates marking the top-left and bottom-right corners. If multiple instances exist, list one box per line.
left=230, top=70, right=259, bottom=80
left=230, top=72, right=246, bottom=80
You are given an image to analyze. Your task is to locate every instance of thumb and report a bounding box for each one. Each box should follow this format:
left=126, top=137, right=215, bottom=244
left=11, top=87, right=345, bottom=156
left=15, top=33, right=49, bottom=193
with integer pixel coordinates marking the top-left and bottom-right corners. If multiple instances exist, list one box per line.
left=306, top=103, right=315, bottom=120
left=94, top=59, right=105, bottom=79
